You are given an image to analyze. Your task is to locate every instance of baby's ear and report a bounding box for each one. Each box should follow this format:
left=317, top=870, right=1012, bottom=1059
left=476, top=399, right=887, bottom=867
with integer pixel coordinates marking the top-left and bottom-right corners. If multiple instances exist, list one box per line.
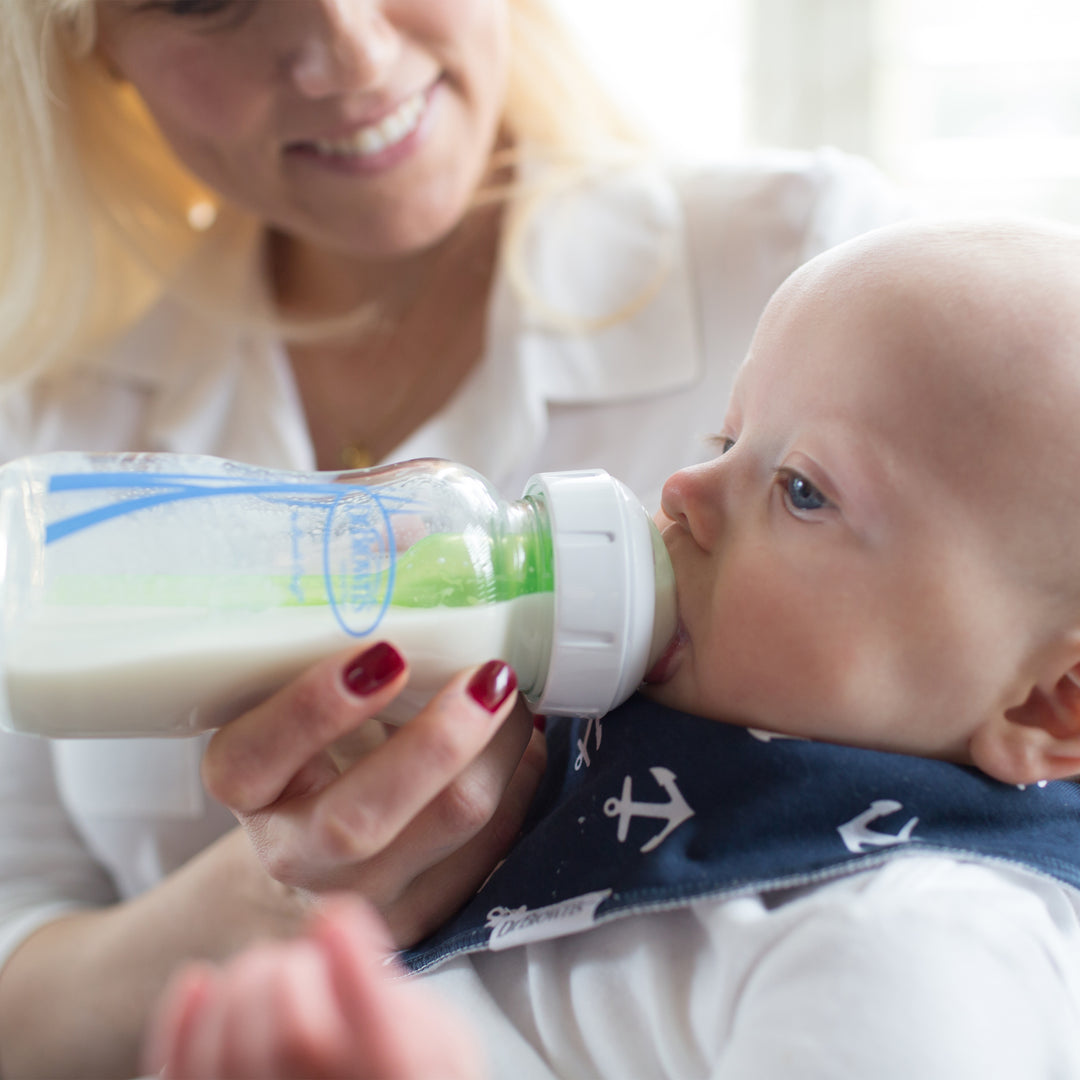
left=970, top=638, right=1080, bottom=785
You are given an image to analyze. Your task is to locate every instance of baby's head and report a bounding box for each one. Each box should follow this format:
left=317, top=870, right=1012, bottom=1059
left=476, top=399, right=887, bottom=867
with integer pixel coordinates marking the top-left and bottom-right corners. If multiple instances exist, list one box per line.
left=645, top=218, right=1080, bottom=784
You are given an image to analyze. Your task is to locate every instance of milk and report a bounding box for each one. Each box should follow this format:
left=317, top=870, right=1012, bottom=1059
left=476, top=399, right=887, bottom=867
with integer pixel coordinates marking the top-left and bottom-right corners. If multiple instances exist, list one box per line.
left=3, top=593, right=554, bottom=737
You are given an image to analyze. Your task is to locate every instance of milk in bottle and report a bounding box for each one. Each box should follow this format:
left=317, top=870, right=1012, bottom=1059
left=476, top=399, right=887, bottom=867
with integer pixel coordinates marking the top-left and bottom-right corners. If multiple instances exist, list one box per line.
left=0, top=453, right=676, bottom=736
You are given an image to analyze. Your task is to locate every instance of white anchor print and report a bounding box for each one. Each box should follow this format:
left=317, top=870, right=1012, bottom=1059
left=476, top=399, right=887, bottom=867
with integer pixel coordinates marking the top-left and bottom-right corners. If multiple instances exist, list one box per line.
left=604, top=767, right=695, bottom=853
left=575, top=715, right=603, bottom=771
left=837, top=799, right=920, bottom=854
left=747, top=727, right=807, bottom=743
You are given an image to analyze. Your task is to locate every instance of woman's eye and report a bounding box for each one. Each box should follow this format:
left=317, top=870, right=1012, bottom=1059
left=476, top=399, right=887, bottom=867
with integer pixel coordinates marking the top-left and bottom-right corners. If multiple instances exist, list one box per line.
left=781, top=471, right=829, bottom=512
left=708, top=435, right=736, bottom=456
left=141, top=0, right=258, bottom=30
left=148, top=0, right=242, bottom=18
left=168, top=0, right=228, bottom=12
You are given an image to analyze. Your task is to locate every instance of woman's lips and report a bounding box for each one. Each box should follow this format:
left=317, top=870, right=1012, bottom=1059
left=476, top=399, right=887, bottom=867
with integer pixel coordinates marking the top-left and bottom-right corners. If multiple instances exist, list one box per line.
left=643, top=622, right=686, bottom=685
left=284, top=82, right=438, bottom=174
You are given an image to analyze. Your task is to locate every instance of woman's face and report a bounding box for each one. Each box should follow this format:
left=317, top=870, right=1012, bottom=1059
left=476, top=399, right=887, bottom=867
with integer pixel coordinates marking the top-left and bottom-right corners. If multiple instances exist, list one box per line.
left=94, top=0, right=511, bottom=257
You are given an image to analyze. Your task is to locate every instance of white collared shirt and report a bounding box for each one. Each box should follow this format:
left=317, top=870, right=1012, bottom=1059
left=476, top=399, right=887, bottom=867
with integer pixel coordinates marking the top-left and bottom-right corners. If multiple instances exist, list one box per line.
left=427, top=857, right=1080, bottom=1080
left=0, top=147, right=909, bottom=969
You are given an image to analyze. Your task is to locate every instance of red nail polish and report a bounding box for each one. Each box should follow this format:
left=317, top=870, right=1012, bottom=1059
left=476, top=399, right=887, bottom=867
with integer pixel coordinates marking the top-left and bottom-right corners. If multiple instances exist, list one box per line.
left=467, top=660, right=517, bottom=713
left=344, top=642, right=405, bottom=696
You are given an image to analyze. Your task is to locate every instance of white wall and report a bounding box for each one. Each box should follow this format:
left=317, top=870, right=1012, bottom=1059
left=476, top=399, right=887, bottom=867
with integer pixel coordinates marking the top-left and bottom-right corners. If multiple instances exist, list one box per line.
left=549, top=0, right=1080, bottom=223
left=548, top=0, right=748, bottom=159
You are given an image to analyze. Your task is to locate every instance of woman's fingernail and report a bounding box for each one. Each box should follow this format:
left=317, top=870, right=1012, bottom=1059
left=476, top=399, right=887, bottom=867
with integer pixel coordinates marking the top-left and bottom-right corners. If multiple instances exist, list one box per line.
left=343, top=642, right=405, bottom=696
left=467, top=660, right=517, bottom=713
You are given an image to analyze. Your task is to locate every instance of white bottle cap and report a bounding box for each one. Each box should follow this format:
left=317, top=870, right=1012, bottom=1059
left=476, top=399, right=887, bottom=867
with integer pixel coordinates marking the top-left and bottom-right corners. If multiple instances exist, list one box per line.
left=524, top=470, right=677, bottom=718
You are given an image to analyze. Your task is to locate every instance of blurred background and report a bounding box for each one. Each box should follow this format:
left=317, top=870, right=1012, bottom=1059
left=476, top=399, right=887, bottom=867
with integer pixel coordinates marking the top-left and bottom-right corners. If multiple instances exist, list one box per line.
left=550, top=0, right=1080, bottom=224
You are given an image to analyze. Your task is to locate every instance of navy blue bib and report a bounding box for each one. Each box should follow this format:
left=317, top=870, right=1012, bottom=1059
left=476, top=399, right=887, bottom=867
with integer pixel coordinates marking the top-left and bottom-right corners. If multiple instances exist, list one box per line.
left=404, top=696, right=1080, bottom=973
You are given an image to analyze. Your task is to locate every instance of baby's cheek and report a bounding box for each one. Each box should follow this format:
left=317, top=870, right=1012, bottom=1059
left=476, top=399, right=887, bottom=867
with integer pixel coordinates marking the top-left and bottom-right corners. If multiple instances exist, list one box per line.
left=638, top=675, right=714, bottom=724
left=697, top=593, right=859, bottom=730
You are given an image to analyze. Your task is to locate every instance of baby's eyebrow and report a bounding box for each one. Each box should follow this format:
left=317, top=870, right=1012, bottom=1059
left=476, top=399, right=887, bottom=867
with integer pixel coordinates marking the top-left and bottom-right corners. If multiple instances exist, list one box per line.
left=819, top=433, right=893, bottom=543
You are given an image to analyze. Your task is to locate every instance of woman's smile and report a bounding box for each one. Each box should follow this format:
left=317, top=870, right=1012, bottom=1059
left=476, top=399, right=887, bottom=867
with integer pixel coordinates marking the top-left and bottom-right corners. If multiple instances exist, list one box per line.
left=284, top=80, right=439, bottom=174
left=93, top=0, right=509, bottom=257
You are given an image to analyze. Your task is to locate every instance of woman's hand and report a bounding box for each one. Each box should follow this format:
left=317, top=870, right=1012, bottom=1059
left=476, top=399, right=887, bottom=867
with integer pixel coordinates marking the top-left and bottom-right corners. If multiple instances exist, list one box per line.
left=143, top=895, right=486, bottom=1080
left=201, top=642, right=545, bottom=946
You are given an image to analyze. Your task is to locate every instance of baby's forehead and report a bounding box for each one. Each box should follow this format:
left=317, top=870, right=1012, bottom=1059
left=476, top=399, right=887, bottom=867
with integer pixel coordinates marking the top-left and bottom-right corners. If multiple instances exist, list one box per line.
left=747, top=223, right=1080, bottom=462
left=789, top=223, right=1080, bottom=383
left=812, top=219, right=1080, bottom=319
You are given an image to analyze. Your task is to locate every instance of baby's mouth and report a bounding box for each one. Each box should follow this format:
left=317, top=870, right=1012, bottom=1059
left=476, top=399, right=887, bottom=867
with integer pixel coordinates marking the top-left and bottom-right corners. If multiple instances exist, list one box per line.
left=642, top=622, right=686, bottom=685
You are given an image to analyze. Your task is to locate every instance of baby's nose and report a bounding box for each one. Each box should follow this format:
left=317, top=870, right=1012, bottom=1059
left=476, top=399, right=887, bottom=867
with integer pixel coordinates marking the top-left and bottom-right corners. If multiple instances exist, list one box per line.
left=659, top=460, right=725, bottom=551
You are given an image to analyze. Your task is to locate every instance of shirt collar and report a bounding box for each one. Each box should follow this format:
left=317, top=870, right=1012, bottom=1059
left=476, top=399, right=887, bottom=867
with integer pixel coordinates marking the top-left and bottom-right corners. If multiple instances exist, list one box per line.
left=82, top=163, right=702, bottom=480
left=92, top=162, right=700, bottom=395
left=511, top=160, right=701, bottom=404
left=84, top=208, right=268, bottom=391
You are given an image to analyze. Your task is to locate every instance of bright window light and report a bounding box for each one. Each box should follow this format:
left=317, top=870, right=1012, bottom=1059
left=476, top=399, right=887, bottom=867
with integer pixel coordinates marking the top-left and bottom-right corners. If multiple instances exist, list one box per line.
left=551, top=0, right=1080, bottom=224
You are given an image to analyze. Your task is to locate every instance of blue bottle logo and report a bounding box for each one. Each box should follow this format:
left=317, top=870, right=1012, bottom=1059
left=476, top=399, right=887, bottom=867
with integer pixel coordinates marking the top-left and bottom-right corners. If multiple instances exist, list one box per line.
left=41, top=471, right=424, bottom=638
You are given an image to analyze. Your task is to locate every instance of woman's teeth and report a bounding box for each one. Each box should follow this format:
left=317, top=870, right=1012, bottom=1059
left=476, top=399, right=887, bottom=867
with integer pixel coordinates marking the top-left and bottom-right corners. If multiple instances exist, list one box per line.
left=310, top=92, right=425, bottom=157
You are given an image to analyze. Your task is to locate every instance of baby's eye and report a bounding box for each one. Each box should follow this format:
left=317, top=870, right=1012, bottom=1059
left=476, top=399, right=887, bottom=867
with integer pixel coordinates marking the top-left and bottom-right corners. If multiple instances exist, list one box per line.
left=707, top=435, right=736, bottom=456
left=780, top=470, right=830, bottom=513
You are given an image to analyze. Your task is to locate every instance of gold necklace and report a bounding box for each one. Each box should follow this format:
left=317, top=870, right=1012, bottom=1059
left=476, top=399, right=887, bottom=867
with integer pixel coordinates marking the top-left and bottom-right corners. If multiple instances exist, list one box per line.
left=337, top=367, right=429, bottom=470
left=338, top=385, right=416, bottom=470
left=335, top=307, right=456, bottom=471
left=282, top=206, right=503, bottom=473
left=337, top=219, right=503, bottom=471
left=341, top=442, right=378, bottom=470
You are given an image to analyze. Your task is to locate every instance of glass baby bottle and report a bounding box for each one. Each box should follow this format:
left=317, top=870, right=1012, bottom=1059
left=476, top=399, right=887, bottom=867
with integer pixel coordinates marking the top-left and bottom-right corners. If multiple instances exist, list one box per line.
left=0, top=452, right=677, bottom=737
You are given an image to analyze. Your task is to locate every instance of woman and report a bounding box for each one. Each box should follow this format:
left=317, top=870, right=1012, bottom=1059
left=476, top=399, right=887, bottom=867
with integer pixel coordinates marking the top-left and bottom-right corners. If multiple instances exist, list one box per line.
left=0, top=1, right=907, bottom=1076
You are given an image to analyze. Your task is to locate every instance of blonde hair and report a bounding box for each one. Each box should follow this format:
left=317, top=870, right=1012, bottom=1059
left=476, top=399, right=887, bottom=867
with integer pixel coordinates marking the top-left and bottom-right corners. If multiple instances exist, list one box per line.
left=0, top=0, right=648, bottom=386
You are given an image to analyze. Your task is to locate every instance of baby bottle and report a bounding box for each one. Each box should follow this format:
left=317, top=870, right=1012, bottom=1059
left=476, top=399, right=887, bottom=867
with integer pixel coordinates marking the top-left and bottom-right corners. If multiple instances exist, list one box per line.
left=0, top=452, right=677, bottom=737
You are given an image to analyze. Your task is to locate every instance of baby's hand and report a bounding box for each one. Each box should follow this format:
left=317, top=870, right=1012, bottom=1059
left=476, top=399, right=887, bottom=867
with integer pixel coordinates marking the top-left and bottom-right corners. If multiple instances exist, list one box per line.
left=142, top=896, right=485, bottom=1080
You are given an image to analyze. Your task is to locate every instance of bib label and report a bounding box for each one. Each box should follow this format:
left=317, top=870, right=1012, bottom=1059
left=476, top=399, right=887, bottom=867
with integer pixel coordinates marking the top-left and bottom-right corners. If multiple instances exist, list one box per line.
left=485, top=890, right=612, bottom=951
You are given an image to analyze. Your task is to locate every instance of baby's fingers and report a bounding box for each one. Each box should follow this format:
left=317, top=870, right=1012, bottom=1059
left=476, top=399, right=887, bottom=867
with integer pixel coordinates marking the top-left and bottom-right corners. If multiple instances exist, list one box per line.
left=313, top=896, right=402, bottom=1025
left=313, top=898, right=487, bottom=1079
left=142, top=963, right=221, bottom=1080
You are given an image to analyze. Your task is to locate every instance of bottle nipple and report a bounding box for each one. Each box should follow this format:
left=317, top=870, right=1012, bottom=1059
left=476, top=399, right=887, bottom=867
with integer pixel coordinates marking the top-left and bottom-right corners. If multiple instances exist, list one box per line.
left=646, top=521, right=678, bottom=672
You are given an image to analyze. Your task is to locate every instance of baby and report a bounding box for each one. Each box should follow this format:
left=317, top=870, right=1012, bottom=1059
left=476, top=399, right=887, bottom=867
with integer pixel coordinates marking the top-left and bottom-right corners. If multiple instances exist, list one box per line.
left=143, top=219, right=1080, bottom=1079
left=646, top=214, right=1080, bottom=784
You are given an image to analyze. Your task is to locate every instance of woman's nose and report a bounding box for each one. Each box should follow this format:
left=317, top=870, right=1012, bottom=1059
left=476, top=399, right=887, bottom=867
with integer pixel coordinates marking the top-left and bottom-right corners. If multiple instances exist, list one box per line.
left=289, top=1, right=399, bottom=98
left=660, top=460, right=725, bottom=551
